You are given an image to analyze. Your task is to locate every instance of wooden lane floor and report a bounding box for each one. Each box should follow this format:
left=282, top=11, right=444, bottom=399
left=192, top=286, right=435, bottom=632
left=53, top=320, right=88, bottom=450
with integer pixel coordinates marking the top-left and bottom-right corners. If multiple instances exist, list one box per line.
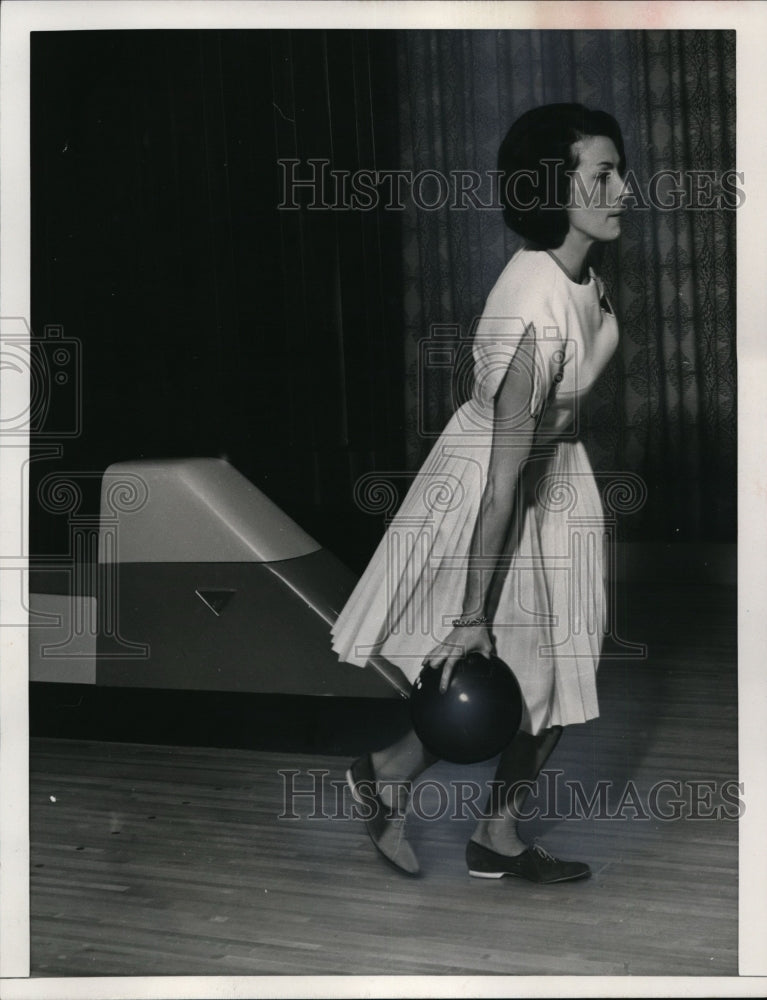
left=30, top=583, right=738, bottom=977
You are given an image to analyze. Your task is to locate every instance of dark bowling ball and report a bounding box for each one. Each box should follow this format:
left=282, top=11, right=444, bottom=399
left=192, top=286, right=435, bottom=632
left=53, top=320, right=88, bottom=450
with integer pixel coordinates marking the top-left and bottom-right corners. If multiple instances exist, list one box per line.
left=410, top=651, right=523, bottom=764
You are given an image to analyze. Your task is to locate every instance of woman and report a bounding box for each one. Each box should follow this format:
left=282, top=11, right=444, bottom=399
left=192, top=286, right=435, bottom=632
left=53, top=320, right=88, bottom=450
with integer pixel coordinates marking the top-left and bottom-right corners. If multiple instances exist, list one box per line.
left=332, top=103, right=627, bottom=883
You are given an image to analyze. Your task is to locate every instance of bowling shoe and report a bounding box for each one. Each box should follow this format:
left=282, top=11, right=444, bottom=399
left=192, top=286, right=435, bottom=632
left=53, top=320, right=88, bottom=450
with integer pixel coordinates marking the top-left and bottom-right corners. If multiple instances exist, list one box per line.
left=466, top=839, right=591, bottom=884
left=346, top=754, right=420, bottom=877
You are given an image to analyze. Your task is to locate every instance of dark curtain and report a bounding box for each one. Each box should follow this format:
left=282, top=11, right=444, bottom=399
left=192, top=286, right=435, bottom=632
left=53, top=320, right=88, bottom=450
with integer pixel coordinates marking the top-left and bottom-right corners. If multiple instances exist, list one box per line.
left=31, top=30, right=404, bottom=568
left=397, top=30, right=736, bottom=542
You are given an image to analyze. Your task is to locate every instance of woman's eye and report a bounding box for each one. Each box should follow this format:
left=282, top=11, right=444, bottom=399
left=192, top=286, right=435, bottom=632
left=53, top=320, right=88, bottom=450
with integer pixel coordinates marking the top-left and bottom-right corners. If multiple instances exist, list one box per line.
left=596, top=172, right=610, bottom=185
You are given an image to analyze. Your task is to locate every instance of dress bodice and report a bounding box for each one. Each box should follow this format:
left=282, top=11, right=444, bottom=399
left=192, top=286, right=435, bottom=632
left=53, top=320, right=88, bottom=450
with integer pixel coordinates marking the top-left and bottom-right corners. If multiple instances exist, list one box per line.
left=469, top=248, right=619, bottom=440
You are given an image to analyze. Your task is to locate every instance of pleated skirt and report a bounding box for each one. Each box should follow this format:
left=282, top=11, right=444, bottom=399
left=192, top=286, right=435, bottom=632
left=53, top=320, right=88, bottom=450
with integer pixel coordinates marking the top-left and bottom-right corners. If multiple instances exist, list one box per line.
left=330, top=401, right=607, bottom=734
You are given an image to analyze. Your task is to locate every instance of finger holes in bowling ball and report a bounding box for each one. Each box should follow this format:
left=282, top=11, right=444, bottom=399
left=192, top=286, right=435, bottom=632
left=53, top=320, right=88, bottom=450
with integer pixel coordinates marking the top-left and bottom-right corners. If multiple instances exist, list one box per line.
left=410, top=652, right=523, bottom=764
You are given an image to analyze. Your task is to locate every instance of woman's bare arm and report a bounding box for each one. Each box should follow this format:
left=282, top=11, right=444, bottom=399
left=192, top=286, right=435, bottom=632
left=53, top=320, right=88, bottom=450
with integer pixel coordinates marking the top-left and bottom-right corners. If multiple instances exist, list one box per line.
left=424, top=332, right=538, bottom=690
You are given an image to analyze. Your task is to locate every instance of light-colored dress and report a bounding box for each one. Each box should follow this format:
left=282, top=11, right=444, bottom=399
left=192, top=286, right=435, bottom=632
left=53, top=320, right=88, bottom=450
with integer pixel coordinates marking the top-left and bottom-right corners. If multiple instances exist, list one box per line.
left=331, top=247, right=619, bottom=734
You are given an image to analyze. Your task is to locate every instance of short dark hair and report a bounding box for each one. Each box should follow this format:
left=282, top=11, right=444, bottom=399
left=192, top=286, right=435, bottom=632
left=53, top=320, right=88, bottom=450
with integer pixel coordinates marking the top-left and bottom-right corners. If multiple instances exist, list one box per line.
left=498, top=103, right=626, bottom=248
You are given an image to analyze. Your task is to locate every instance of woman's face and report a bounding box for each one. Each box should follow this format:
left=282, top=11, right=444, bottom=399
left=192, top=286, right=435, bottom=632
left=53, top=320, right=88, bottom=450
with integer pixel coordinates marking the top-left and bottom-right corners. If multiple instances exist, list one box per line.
left=565, top=135, right=626, bottom=244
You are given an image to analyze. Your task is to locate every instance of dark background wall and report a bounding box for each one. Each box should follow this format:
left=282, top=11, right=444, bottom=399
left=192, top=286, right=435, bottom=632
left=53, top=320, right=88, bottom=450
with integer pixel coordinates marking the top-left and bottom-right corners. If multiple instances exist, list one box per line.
left=30, top=29, right=736, bottom=575
left=31, top=29, right=404, bottom=572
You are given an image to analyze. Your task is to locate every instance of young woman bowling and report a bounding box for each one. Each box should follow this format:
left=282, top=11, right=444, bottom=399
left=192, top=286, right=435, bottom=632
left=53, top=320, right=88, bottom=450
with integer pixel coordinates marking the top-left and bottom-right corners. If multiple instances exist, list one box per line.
left=332, top=103, right=627, bottom=882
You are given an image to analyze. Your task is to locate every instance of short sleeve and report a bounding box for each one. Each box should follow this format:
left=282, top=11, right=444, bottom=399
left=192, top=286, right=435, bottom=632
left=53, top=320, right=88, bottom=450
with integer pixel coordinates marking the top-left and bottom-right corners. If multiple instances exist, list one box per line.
left=472, top=308, right=566, bottom=420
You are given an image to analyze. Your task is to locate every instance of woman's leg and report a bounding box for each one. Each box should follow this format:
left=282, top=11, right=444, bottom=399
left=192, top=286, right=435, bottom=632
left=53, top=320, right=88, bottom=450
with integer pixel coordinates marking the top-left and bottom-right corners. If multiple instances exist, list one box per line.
left=347, top=727, right=437, bottom=876
left=370, top=728, right=438, bottom=809
left=471, top=724, right=563, bottom=855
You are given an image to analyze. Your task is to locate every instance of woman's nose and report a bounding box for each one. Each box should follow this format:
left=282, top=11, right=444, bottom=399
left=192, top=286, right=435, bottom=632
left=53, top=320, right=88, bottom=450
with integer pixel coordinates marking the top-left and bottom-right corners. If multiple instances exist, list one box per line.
left=614, top=175, right=631, bottom=207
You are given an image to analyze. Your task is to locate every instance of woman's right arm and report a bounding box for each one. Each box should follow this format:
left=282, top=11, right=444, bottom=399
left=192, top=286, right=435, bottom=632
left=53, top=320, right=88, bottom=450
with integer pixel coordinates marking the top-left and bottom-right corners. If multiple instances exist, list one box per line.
left=424, top=326, right=538, bottom=689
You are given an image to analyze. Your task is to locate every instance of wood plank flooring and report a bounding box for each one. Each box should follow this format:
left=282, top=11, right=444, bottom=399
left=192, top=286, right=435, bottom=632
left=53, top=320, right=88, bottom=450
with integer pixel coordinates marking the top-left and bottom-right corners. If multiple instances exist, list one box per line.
left=30, top=583, right=738, bottom=977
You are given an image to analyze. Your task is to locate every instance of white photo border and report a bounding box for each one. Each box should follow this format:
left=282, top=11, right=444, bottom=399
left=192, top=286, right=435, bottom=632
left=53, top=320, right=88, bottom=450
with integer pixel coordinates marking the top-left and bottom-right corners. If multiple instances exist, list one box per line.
left=1, top=1, right=764, bottom=996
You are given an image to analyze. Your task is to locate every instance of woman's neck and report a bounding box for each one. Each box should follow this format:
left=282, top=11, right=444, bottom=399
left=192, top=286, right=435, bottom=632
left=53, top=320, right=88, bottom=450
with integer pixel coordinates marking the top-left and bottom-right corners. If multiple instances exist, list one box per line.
left=548, top=232, right=593, bottom=285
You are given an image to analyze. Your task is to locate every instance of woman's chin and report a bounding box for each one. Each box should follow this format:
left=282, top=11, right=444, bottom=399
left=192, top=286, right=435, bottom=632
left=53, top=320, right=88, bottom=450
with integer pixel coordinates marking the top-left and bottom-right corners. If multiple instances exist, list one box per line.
left=599, top=226, right=623, bottom=243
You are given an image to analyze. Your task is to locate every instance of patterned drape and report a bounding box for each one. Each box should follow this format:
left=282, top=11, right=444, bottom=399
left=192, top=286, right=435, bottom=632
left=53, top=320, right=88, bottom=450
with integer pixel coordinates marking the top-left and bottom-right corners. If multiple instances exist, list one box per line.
left=397, top=31, right=736, bottom=542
